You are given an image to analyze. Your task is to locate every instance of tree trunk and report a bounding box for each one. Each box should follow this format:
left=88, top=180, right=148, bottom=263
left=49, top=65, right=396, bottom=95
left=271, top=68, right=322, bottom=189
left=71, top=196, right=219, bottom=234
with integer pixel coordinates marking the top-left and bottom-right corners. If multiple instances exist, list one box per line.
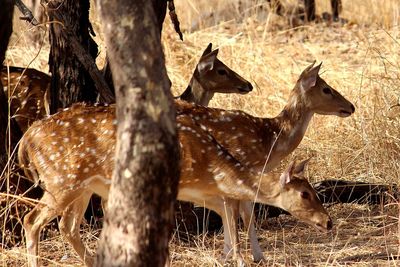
left=0, top=0, right=29, bottom=248
left=101, top=0, right=168, bottom=98
left=95, top=0, right=179, bottom=266
left=47, top=0, right=99, bottom=112
left=304, top=0, right=316, bottom=21
left=0, top=0, right=16, bottom=168
left=0, top=2, right=23, bottom=183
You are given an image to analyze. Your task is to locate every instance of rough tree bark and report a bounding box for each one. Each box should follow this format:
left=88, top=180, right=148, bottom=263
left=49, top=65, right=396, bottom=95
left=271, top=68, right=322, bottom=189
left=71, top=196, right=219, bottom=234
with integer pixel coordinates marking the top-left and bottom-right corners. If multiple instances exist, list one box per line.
left=96, top=0, right=180, bottom=266
left=102, top=0, right=168, bottom=95
left=46, top=0, right=99, bottom=112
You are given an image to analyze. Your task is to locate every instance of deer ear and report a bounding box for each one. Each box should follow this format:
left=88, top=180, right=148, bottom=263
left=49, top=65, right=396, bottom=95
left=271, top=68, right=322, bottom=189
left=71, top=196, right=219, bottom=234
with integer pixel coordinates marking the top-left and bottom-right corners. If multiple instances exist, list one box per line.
left=293, top=157, right=311, bottom=176
left=299, top=61, right=316, bottom=78
left=280, top=160, right=296, bottom=187
left=197, top=49, right=218, bottom=74
left=299, top=61, right=322, bottom=91
left=201, top=43, right=213, bottom=57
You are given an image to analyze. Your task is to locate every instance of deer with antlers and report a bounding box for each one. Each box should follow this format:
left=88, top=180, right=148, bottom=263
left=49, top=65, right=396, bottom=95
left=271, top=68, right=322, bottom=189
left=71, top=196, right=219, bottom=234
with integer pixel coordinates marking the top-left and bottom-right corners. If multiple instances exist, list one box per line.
left=19, top=102, right=331, bottom=267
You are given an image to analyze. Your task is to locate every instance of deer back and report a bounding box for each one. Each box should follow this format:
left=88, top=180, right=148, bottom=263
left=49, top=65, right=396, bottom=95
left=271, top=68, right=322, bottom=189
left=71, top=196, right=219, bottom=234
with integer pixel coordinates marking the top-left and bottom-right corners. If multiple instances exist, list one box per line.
left=1, top=66, right=50, bottom=132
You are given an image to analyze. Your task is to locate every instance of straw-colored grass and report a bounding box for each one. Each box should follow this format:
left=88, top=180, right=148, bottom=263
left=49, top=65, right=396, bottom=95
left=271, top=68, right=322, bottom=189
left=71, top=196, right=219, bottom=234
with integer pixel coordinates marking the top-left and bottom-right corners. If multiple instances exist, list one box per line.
left=1, top=0, right=400, bottom=266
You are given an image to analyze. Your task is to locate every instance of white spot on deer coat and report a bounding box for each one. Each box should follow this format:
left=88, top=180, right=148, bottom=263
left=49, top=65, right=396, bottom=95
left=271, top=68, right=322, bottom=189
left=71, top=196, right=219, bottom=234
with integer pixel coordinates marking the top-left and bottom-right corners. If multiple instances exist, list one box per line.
left=124, top=168, right=132, bottom=178
left=214, top=172, right=225, bottom=181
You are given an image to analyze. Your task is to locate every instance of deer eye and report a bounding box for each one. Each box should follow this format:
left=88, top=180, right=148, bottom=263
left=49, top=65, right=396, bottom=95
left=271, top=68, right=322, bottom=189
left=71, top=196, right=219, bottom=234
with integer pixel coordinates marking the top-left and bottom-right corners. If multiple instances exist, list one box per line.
left=301, top=191, right=310, bottom=199
left=323, top=88, right=332, bottom=95
left=217, top=69, right=228, bottom=76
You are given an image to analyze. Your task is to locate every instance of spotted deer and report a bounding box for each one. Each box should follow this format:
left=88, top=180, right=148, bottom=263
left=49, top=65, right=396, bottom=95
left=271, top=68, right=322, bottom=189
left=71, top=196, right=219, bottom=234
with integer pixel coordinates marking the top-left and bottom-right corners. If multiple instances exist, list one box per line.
left=1, top=66, right=50, bottom=132
left=177, top=43, right=253, bottom=106
left=3, top=44, right=250, bottom=131
left=175, top=61, right=354, bottom=261
left=19, top=103, right=331, bottom=267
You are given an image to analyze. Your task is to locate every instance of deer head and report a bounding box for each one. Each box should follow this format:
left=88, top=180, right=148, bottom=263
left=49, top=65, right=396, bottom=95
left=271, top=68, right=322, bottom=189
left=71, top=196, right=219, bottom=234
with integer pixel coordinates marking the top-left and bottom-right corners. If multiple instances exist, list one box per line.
left=267, top=159, right=333, bottom=232
left=179, top=43, right=253, bottom=106
left=195, top=43, right=253, bottom=95
left=295, top=61, right=355, bottom=117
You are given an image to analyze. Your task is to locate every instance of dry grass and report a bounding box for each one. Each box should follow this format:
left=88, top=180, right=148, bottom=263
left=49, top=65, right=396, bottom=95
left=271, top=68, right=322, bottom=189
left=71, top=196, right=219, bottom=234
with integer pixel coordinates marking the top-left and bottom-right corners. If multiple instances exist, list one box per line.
left=1, top=0, right=400, bottom=266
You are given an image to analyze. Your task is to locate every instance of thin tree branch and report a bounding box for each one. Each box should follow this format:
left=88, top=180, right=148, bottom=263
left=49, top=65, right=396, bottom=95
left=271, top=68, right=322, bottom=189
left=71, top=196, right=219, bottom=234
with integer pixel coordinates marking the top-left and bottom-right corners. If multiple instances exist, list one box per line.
left=15, top=0, right=39, bottom=26
left=168, top=0, right=183, bottom=41
left=66, top=31, right=115, bottom=103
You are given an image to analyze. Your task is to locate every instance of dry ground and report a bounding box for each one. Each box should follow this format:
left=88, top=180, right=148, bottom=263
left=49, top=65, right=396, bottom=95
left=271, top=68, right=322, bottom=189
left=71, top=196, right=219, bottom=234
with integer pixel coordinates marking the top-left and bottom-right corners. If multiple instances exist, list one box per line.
left=1, top=0, right=400, bottom=266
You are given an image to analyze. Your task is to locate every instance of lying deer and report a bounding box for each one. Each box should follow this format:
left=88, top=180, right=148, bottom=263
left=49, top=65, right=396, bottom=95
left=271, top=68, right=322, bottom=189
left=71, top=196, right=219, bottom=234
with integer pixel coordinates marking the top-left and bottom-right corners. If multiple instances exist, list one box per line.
left=19, top=103, right=331, bottom=266
left=175, top=61, right=354, bottom=261
left=1, top=66, right=50, bottom=132
left=177, top=43, right=253, bottom=106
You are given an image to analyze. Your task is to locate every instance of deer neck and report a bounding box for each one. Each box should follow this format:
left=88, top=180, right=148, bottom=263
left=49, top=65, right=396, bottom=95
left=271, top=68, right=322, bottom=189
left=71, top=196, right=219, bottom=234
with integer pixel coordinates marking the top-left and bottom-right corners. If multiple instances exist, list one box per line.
left=268, top=91, right=314, bottom=161
left=179, top=76, right=214, bottom=106
left=252, top=172, right=283, bottom=206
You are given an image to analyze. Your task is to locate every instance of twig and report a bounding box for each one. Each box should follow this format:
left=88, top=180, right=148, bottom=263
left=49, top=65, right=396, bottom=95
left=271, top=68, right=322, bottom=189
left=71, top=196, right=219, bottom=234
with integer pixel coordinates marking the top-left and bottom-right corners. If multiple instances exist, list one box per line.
left=0, top=192, right=40, bottom=206
left=67, top=31, right=115, bottom=103
left=168, top=0, right=183, bottom=41
left=389, top=103, right=400, bottom=110
left=14, top=0, right=39, bottom=26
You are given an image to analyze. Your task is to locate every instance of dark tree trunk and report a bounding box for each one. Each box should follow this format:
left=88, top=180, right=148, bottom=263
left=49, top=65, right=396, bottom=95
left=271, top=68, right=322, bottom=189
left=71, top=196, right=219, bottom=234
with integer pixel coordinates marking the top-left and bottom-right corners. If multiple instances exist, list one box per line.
left=101, top=0, right=168, bottom=99
left=47, top=0, right=99, bottom=112
left=0, top=0, right=32, bottom=248
left=0, top=0, right=17, bottom=166
left=331, top=0, right=341, bottom=20
left=95, top=0, right=179, bottom=266
left=304, top=0, right=316, bottom=21
left=0, top=2, right=23, bottom=182
left=0, top=1, right=14, bottom=65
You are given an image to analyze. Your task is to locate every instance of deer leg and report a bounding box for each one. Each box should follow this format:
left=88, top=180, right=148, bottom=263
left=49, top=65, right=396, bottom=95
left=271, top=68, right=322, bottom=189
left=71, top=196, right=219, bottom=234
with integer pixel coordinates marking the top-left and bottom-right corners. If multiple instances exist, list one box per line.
left=24, top=192, right=59, bottom=267
left=239, top=201, right=264, bottom=262
left=59, top=192, right=94, bottom=267
left=221, top=198, right=244, bottom=267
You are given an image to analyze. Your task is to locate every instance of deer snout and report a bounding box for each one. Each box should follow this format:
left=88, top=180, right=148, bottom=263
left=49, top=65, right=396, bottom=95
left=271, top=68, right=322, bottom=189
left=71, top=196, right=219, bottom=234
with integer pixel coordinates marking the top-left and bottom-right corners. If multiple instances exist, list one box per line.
left=338, top=102, right=355, bottom=117
left=350, top=104, right=355, bottom=113
left=238, top=82, right=253, bottom=93
left=315, top=215, right=333, bottom=232
left=327, top=217, right=333, bottom=230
